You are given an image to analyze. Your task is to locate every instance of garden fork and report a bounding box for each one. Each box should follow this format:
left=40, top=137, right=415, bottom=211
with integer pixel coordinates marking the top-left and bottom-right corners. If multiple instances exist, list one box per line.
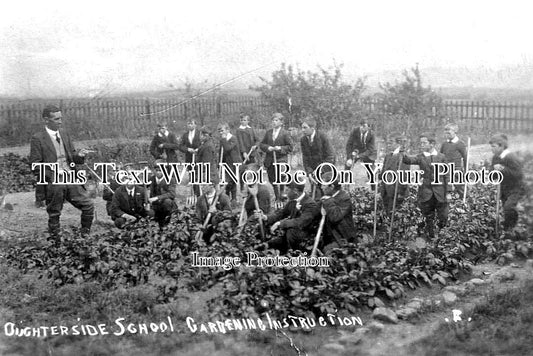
left=186, top=152, right=198, bottom=206
left=273, top=151, right=284, bottom=209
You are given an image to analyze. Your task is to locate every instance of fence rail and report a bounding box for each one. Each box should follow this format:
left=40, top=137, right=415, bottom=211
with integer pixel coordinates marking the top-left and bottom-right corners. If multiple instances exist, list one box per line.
left=1, top=97, right=532, bottom=147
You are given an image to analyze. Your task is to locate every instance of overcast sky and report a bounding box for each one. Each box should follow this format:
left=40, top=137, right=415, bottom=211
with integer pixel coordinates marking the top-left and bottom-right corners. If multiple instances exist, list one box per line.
left=1, top=0, right=532, bottom=97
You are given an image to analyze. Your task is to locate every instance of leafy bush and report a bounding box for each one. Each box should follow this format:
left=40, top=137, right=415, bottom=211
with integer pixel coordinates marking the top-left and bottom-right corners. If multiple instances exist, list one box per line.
left=0, top=153, right=35, bottom=193
left=373, top=65, right=444, bottom=143
left=252, top=62, right=366, bottom=129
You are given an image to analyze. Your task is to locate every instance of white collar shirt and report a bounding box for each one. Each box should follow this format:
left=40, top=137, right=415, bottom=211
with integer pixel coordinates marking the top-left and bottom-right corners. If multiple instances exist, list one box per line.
left=272, top=127, right=281, bottom=141
left=423, top=149, right=439, bottom=157
left=46, top=126, right=61, bottom=143
left=449, top=136, right=459, bottom=143
left=309, top=130, right=316, bottom=143
left=500, top=149, right=511, bottom=159
left=126, top=187, right=135, bottom=197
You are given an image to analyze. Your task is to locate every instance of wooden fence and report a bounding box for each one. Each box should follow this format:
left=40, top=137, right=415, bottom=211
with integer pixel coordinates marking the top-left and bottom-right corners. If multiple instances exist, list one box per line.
left=1, top=97, right=532, bottom=147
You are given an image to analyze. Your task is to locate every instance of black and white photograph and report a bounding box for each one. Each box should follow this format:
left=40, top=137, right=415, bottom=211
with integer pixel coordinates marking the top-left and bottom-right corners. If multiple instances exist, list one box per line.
left=1, top=1, right=532, bottom=355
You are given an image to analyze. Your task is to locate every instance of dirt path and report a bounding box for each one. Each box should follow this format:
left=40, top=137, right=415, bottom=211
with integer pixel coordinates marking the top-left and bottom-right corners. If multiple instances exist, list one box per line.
left=350, top=262, right=533, bottom=356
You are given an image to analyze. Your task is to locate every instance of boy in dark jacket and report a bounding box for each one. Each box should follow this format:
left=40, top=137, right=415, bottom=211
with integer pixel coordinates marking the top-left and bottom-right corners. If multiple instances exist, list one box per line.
left=380, top=135, right=409, bottom=216
left=218, top=122, right=241, bottom=206
left=489, top=134, right=526, bottom=232
left=255, top=181, right=320, bottom=254
left=300, top=117, right=335, bottom=199
left=236, top=114, right=259, bottom=165
left=259, top=113, right=293, bottom=202
left=402, top=133, right=449, bottom=239
left=148, top=160, right=178, bottom=227
left=319, top=172, right=357, bottom=250
left=110, top=178, right=154, bottom=229
left=440, top=123, right=468, bottom=197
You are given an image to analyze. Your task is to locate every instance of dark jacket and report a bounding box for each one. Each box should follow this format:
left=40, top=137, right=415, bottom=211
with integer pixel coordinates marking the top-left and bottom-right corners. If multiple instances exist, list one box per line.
left=300, top=130, right=335, bottom=173
left=346, top=127, right=377, bottom=161
left=29, top=128, right=86, bottom=182
left=195, top=192, right=232, bottom=221
left=197, top=138, right=218, bottom=184
left=236, top=127, right=259, bottom=161
left=440, top=139, right=468, bottom=170
left=244, top=184, right=271, bottom=216
left=491, top=152, right=526, bottom=199
left=266, top=193, right=320, bottom=232
left=219, top=135, right=242, bottom=171
left=321, top=189, right=357, bottom=243
left=110, top=186, right=149, bottom=219
left=380, top=152, right=409, bottom=197
left=149, top=175, right=177, bottom=202
left=178, top=130, right=202, bottom=163
left=150, top=132, right=180, bottom=162
left=403, top=152, right=448, bottom=203
left=259, top=128, right=293, bottom=167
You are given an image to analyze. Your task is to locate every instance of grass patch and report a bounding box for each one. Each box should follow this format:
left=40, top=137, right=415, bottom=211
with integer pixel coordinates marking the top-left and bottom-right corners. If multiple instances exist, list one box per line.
left=411, top=279, right=533, bottom=356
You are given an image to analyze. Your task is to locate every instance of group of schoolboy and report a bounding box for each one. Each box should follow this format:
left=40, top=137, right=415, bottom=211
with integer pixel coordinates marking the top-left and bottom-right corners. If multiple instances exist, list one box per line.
left=30, top=105, right=526, bottom=253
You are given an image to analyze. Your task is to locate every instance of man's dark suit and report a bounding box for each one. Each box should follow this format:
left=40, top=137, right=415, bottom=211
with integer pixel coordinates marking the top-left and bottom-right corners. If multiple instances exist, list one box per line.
left=265, top=193, right=320, bottom=253
left=150, top=132, right=180, bottom=162
left=345, top=127, right=377, bottom=163
left=259, top=128, right=293, bottom=200
left=29, top=128, right=94, bottom=235
left=321, top=189, right=357, bottom=246
left=110, top=186, right=154, bottom=228
left=403, top=152, right=449, bottom=237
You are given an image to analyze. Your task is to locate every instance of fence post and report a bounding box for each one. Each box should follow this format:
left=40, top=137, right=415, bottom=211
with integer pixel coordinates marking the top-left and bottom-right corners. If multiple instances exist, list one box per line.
left=144, top=98, right=151, bottom=120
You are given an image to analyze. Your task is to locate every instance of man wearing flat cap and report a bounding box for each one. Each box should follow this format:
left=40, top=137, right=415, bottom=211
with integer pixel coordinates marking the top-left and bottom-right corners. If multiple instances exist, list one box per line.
left=255, top=179, right=320, bottom=254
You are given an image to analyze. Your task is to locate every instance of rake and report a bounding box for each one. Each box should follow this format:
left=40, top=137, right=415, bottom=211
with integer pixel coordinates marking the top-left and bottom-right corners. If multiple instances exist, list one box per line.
left=253, top=193, right=265, bottom=240
left=372, top=142, right=381, bottom=239
left=462, top=137, right=471, bottom=205
left=137, top=161, right=152, bottom=212
left=236, top=187, right=248, bottom=235
left=246, top=184, right=266, bottom=240
left=311, top=207, right=326, bottom=258
left=388, top=152, right=404, bottom=241
left=495, top=184, right=501, bottom=237
left=242, top=146, right=256, bottom=165
left=272, top=151, right=284, bottom=209
left=186, top=152, right=198, bottom=206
